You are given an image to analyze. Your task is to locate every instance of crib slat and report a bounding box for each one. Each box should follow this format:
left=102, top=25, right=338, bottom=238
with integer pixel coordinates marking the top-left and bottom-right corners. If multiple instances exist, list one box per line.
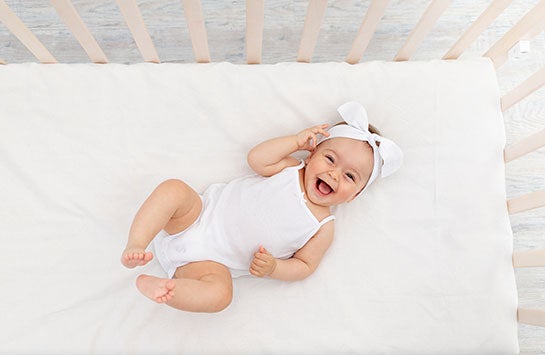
left=504, top=127, right=545, bottom=163
left=50, top=0, right=108, bottom=64
left=246, top=0, right=264, bottom=64
left=297, top=0, right=328, bottom=63
left=346, top=0, right=389, bottom=64
left=181, top=0, right=210, bottom=63
left=484, top=0, right=545, bottom=68
left=507, top=189, right=545, bottom=214
left=0, top=0, right=57, bottom=63
left=513, top=249, right=545, bottom=268
left=394, top=0, right=452, bottom=61
left=116, top=0, right=160, bottom=63
left=524, top=13, right=545, bottom=40
left=501, top=65, right=545, bottom=111
left=443, top=0, right=512, bottom=60
left=518, top=308, right=545, bottom=327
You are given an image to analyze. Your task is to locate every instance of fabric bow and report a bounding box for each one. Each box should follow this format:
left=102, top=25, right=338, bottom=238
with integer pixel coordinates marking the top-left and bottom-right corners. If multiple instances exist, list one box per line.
left=318, top=101, right=403, bottom=195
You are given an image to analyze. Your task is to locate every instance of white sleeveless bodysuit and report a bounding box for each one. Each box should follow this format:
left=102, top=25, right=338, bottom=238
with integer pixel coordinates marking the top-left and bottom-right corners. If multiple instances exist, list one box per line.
left=153, top=161, right=335, bottom=278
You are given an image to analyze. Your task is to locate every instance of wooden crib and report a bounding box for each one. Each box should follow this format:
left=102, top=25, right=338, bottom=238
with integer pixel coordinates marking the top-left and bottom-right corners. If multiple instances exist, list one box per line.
left=1, top=0, right=544, bottom=353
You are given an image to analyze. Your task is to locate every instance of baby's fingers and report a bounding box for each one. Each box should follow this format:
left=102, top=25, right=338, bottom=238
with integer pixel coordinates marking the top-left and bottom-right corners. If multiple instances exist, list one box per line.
left=249, top=265, right=264, bottom=277
left=250, top=258, right=261, bottom=268
left=309, top=124, right=330, bottom=148
left=320, top=124, right=330, bottom=137
left=253, top=258, right=268, bottom=267
left=314, top=123, right=330, bottom=138
left=254, top=252, right=271, bottom=262
left=316, top=123, right=329, bottom=131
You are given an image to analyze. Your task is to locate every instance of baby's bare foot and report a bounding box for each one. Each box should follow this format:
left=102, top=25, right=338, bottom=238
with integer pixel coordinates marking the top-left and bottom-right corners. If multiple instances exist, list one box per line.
left=136, top=274, right=176, bottom=303
left=121, top=248, right=153, bottom=268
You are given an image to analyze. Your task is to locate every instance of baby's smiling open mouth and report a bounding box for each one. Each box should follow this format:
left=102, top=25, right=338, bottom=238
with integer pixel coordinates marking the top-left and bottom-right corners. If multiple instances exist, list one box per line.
left=316, top=178, right=333, bottom=195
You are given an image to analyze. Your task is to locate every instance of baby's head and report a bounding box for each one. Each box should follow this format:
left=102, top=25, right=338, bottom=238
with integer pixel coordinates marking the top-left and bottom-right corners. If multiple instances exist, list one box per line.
left=303, top=102, right=403, bottom=207
left=304, top=135, right=374, bottom=205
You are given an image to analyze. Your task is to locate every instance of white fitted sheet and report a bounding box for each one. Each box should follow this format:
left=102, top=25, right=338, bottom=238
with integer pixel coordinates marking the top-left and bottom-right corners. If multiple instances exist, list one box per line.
left=0, top=59, right=518, bottom=354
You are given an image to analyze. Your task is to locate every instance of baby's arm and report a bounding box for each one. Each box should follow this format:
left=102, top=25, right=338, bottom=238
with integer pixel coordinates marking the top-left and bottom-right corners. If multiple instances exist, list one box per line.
left=250, top=221, right=334, bottom=281
left=247, top=124, right=329, bottom=177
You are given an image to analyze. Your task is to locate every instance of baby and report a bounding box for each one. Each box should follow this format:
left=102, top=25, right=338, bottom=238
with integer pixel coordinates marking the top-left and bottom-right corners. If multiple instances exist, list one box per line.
left=121, top=101, right=403, bottom=313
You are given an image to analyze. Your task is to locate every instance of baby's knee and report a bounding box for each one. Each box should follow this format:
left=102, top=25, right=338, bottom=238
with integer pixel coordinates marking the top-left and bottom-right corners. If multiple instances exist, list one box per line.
left=158, top=178, right=187, bottom=192
left=157, top=179, right=194, bottom=199
left=210, top=284, right=233, bottom=313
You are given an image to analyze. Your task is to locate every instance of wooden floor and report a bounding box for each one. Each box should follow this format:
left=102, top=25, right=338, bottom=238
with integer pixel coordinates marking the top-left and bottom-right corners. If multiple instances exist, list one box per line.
left=1, top=0, right=544, bottom=353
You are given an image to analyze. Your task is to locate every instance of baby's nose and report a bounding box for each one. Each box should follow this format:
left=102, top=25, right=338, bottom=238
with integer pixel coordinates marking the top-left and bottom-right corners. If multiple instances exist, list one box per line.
left=328, top=170, right=339, bottom=181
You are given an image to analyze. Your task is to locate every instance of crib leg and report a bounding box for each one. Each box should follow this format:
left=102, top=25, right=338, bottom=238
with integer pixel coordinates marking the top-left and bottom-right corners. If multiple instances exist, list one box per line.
left=121, top=179, right=202, bottom=268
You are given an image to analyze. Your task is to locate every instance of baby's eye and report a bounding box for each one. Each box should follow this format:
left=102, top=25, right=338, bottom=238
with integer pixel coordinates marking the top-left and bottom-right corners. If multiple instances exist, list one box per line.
left=346, top=172, right=355, bottom=182
left=325, top=155, right=334, bottom=163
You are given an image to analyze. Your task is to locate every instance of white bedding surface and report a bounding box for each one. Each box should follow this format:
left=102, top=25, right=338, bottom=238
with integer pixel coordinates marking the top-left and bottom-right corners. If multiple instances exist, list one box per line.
left=0, top=59, right=518, bottom=354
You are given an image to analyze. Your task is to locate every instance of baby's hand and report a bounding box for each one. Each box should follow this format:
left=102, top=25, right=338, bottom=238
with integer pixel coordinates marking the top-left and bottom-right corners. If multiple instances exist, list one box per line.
left=250, top=246, right=277, bottom=277
left=295, top=124, right=330, bottom=151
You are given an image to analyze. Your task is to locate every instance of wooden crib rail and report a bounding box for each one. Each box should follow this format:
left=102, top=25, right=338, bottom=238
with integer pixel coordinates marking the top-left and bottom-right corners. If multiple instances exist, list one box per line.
left=182, top=0, right=210, bottom=63
left=297, top=0, right=327, bottom=63
left=443, top=0, right=512, bottom=60
left=513, top=249, right=545, bottom=267
left=501, top=65, right=545, bottom=111
left=346, top=0, right=389, bottom=64
left=518, top=308, right=545, bottom=327
left=507, top=189, right=545, bottom=215
left=2, top=0, right=545, bottom=65
left=50, top=0, right=108, bottom=64
left=116, top=0, right=160, bottom=63
left=514, top=253, right=545, bottom=328
left=484, top=0, right=545, bottom=68
left=504, top=127, right=545, bottom=163
left=393, top=0, right=452, bottom=62
left=0, top=0, right=56, bottom=63
left=246, top=0, right=264, bottom=64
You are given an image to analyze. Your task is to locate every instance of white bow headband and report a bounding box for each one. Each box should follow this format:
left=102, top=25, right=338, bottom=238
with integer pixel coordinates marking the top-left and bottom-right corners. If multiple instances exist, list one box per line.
left=317, top=101, right=403, bottom=195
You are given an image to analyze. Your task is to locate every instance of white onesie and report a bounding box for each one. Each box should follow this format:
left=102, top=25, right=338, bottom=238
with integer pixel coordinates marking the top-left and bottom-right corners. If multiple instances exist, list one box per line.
left=153, top=161, right=335, bottom=278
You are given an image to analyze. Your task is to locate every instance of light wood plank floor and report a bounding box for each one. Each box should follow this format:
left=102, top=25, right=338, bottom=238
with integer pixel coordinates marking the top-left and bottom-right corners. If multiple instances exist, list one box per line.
left=1, top=0, right=544, bottom=353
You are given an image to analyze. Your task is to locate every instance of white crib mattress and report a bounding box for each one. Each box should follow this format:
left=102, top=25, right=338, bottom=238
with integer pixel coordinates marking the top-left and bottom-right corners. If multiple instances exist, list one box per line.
left=0, top=59, right=518, bottom=354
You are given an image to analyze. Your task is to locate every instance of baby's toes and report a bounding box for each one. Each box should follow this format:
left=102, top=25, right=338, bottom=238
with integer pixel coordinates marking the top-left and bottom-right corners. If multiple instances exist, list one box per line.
left=126, top=253, right=137, bottom=261
left=135, top=253, right=152, bottom=266
left=121, top=251, right=147, bottom=268
left=166, top=280, right=176, bottom=291
left=134, top=253, right=147, bottom=264
left=135, top=252, right=145, bottom=260
left=157, top=295, right=168, bottom=303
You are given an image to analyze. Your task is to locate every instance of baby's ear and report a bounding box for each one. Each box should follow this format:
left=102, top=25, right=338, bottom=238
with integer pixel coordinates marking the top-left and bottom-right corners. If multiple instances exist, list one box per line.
left=305, top=149, right=316, bottom=164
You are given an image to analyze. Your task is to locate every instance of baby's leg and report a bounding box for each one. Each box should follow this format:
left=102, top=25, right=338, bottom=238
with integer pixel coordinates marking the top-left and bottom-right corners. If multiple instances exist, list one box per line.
left=121, top=179, right=202, bottom=268
left=136, top=261, right=233, bottom=313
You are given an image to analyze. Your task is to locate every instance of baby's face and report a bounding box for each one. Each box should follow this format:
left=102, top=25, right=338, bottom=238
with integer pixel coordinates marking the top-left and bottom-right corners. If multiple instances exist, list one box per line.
left=304, top=137, right=374, bottom=206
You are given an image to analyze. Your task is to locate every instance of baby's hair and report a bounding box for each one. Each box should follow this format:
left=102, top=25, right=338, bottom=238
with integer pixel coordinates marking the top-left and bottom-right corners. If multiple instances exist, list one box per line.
left=332, top=121, right=382, bottom=138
